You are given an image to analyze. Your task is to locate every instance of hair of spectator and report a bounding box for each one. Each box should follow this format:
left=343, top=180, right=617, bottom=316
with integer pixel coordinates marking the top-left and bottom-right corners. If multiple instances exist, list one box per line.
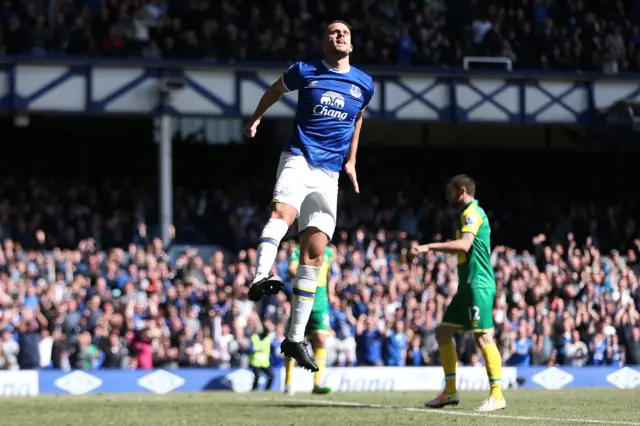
left=449, top=174, right=476, bottom=196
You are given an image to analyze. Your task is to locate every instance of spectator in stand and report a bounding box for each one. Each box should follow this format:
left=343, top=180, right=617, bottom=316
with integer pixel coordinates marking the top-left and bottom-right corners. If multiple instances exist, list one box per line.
left=383, top=320, right=409, bottom=367
left=101, top=332, right=130, bottom=369
left=328, top=298, right=358, bottom=366
left=1, top=0, right=639, bottom=71
left=627, top=327, right=640, bottom=365
left=507, top=321, right=534, bottom=367
left=356, top=315, right=384, bottom=367
left=17, top=307, right=45, bottom=370
left=0, top=330, right=19, bottom=370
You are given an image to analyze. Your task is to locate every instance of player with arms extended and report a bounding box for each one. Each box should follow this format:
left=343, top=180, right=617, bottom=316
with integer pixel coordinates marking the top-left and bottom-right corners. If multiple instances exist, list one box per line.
left=243, top=20, right=374, bottom=371
left=410, top=175, right=506, bottom=412
left=284, top=244, right=334, bottom=395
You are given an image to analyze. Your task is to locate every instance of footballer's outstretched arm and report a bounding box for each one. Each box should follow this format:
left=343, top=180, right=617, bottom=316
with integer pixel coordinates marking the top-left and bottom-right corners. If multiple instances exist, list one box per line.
left=243, top=78, right=288, bottom=138
left=414, top=233, right=475, bottom=255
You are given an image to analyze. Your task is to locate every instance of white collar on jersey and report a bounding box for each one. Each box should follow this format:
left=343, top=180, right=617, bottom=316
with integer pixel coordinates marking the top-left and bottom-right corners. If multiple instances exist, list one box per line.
left=322, top=60, right=350, bottom=73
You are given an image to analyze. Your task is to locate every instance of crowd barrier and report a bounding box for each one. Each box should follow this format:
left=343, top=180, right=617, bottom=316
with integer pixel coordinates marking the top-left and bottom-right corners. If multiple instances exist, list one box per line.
left=0, top=366, right=638, bottom=396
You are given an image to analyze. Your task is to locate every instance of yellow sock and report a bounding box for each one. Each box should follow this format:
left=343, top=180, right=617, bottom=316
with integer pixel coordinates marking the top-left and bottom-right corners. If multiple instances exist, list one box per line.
left=313, top=347, right=327, bottom=387
left=439, top=342, right=458, bottom=395
left=481, top=343, right=503, bottom=401
left=285, top=357, right=295, bottom=386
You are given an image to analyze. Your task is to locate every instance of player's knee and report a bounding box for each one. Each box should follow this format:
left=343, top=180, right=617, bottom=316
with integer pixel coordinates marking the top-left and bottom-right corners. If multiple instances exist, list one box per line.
left=435, top=325, right=456, bottom=344
left=312, top=333, right=327, bottom=348
left=302, top=253, right=323, bottom=267
left=271, top=203, right=297, bottom=225
left=299, top=227, right=328, bottom=266
left=474, top=331, right=494, bottom=348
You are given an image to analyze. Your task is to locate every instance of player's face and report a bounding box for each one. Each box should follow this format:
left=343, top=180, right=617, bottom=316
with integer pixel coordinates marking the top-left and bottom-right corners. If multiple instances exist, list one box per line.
left=323, top=22, right=352, bottom=56
left=445, top=183, right=464, bottom=207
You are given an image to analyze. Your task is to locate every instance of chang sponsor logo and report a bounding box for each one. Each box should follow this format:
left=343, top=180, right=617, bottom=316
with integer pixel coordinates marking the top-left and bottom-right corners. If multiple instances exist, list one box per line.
left=455, top=369, right=517, bottom=390
left=0, top=371, right=39, bottom=397
left=314, top=91, right=348, bottom=120
left=322, top=371, right=394, bottom=392
left=287, top=366, right=518, bottom=393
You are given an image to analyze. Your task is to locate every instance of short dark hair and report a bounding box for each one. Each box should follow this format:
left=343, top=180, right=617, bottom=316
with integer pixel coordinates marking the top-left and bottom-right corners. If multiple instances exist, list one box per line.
left=327, top=20, right=352, bottom=31
left=448, top=174, right=476, bottom=196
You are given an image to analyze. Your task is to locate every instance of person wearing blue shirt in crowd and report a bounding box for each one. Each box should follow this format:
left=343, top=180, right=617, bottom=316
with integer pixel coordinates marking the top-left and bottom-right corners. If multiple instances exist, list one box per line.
left=384, top=320, right=408, bottom=366
left=589, top=333, right=608, bottom=366
left=356, top=315, right=383, bottom=366
left=17, top=308, right=42, bottom=370
left=608, top=334, right=625, bottom=367
left=350, top=287, right=369, bottom=319
left=270, top=323, right=287, bottom=370
left=556, top=320, right=573, bottom=364
left=329, top=299, right=358, bottom=366
left=406, top=336, right=424, bottom=366
left=508, top=322, right=534, bottom=366
left=242, top=19, right=374, bottom=372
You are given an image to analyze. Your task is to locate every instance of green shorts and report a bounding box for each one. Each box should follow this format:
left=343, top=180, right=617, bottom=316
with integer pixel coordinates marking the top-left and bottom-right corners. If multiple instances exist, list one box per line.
left=442, top=286, right=495, bottom=332
left=306, top=309, right=330, bottom=334
left=285, top=309, right=330, bottom=336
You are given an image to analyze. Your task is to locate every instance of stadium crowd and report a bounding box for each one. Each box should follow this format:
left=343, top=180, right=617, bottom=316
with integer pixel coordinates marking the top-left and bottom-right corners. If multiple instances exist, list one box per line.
left=0, top=154, right=639, bottom=372
left=1, top=0, right=640, bottom=71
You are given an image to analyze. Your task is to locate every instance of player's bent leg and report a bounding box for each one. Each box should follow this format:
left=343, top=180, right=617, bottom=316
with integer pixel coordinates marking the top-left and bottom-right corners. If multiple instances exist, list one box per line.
left=249, top=203, right=297, bottom=302
left=311, top=331, right=331, bottom=394
left=474, top=331, right=506, bottom=412
left=280, top=227, right=327, bottom=372
left=425, top=324, right=461, bottom=409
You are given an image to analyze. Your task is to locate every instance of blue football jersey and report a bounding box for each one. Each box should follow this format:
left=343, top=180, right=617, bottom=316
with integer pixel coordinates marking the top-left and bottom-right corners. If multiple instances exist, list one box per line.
left=281, top=60, right=375, bottom=173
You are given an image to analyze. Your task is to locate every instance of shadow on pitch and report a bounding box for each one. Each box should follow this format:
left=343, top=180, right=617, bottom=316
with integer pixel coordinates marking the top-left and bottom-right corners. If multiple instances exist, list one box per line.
left=267, top=403, right=373, bottom=410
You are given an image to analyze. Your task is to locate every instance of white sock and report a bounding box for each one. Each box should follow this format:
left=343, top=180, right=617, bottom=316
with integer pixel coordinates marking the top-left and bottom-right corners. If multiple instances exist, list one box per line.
left=287, top=264, right=320, bottom=342
left=254, top=218, right=289, bottom=282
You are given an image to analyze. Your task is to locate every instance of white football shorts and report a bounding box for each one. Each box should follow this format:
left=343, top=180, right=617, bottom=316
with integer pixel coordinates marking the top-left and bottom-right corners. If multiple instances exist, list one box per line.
left=272, top=152, right=339, bottom=239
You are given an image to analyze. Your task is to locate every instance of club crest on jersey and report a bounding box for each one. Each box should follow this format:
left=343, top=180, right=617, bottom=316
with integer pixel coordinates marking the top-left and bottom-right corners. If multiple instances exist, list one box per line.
left=314, top=91, right=348, bottom=120
left=350, top=84, right=362, bottom=99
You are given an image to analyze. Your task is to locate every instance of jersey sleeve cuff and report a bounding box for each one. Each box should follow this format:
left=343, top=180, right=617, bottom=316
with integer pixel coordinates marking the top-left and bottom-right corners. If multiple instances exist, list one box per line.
left=280, top=75, right=291, bottom=92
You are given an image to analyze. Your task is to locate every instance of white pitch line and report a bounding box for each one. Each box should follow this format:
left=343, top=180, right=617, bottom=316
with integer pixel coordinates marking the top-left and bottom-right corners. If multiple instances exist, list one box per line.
left=277, top=397, right=640, bottom=426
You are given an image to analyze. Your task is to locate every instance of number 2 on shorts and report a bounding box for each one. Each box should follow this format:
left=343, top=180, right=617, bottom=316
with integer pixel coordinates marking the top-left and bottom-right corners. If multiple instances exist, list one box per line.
left=469, top=306, right=480, bottom=321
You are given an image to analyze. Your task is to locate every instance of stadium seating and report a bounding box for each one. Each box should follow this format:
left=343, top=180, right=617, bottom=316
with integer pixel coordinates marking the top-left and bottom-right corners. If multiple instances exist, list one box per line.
left=1, top=0, right=639, bottom=71
left=0, top=140, right=638, bottom=370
